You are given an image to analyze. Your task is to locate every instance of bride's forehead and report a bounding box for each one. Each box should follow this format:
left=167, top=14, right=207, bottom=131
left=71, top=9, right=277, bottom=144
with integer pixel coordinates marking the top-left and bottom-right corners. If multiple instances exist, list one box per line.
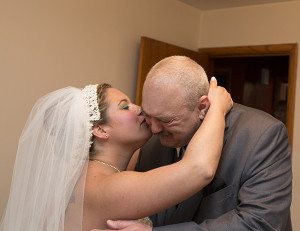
left=106, top=88, right=129, bottom=102
left=107, top=88, right=125, bottom=97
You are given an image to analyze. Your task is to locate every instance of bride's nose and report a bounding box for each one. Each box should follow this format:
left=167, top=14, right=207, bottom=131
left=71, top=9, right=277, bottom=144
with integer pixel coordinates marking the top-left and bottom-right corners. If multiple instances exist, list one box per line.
left=136, top=106, right=142, bottom=115
left=133, top=105, right=142, bottom=115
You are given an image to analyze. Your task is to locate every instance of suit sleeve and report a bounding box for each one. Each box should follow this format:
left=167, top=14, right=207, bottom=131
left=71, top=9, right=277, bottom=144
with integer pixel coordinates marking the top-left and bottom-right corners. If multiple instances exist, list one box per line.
left=154, top=122, right=292, bottom=231
left=153, top=222, right=201, bottom=231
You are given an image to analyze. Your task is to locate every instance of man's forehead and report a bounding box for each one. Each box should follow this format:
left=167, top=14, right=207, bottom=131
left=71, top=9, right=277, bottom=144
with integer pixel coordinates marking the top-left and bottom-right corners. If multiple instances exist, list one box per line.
left=141, top=103, right=162, bottom=117
left=141, top=92, right=164, bottom=114
left=142, top=82, right=187, bottom=115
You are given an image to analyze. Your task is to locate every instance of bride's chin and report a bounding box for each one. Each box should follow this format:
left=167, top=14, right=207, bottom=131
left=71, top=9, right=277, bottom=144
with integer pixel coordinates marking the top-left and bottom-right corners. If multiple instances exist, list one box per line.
left=135, top=133, right=152, bottom=148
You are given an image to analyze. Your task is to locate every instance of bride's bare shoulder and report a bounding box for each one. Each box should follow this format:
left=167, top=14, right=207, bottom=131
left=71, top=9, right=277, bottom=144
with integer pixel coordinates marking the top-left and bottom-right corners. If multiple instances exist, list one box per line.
left=84, top=165, right=109, bottom=203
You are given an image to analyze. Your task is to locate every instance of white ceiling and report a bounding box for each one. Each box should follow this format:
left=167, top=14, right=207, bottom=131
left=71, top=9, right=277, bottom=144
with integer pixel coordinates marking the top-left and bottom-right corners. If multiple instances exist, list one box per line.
left=178, top=0, right=298, bottom=10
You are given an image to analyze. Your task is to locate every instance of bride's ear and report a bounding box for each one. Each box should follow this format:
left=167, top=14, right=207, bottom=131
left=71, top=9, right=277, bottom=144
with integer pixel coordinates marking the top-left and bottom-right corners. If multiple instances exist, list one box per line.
left=92, top=125, right=109, bottom=140
left=197, top=95, right=210, bottom=120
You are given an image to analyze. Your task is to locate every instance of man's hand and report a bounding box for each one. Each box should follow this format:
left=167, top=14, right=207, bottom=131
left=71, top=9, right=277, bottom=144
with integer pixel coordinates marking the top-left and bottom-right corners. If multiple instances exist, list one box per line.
left=91, top=219, right=152, bottom=231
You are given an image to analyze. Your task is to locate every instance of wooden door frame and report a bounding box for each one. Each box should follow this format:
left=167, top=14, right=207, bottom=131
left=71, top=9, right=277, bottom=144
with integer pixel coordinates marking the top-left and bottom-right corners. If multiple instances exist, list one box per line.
left=199, top=44, right=298, bottom=145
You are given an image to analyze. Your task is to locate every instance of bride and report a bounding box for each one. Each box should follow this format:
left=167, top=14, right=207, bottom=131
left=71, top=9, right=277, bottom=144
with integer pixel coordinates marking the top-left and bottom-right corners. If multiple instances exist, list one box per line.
left=0, top=78, right=232, bottom=231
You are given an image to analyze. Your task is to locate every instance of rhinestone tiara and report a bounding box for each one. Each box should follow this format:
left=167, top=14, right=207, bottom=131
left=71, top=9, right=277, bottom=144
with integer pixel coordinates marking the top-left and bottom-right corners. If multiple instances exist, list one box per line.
left=82, top=84, right=100, bottom=122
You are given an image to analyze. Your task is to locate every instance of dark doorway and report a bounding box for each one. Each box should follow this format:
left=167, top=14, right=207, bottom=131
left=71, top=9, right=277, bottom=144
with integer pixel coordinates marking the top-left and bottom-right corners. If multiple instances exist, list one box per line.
left=199, top=44, right=297, bottom=144
left=212, top=56, right=289, bottom=124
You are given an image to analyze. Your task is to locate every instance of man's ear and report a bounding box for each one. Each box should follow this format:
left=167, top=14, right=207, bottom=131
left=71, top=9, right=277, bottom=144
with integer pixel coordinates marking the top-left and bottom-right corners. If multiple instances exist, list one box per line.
left=92, top=125, right=109, bottom=140
left=197, top=95, right=210, bottom=120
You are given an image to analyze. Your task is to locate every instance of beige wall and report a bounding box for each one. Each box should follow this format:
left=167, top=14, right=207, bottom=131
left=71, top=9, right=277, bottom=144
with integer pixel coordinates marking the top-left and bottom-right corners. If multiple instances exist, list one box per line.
left=1, top=0, right=298, bottom=229
left=0, top=0, right=201, bottom=216
left=199, top=1, right=300, bottom=229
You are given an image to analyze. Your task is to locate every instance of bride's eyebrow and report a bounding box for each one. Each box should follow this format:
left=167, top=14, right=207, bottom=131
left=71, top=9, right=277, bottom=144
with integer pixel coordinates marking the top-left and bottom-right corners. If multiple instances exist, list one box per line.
left=117, top=99, right=129, bottom=106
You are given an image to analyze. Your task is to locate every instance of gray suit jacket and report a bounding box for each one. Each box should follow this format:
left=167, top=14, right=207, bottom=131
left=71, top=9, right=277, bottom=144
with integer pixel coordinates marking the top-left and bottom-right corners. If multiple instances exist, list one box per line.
left=136, top=104, right=292, bottom=231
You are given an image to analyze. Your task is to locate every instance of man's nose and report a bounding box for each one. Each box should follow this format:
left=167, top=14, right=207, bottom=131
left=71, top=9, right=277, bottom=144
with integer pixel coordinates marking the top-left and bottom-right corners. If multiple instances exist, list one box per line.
left=148, top=118, right=163, bottom=134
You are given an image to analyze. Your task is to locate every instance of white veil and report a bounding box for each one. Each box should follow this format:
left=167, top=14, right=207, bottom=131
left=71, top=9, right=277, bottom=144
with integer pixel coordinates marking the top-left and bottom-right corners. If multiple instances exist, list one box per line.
left=0, top=87, right=93, bottom=231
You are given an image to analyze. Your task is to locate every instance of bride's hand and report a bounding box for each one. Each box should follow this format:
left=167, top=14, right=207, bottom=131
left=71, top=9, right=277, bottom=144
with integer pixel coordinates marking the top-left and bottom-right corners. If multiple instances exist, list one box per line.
left=91, top=219, right=152, bottom=231
left=208, top=77, right=233, bottom=115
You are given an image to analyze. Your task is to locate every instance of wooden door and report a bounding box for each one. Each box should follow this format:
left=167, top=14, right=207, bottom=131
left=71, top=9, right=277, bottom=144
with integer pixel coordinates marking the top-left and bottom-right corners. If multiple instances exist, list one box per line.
left=135, top=37, right=209, bottom=105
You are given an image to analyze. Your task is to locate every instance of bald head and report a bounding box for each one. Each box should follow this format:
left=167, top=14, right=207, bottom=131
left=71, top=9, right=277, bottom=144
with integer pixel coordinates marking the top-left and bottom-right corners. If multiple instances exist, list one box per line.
left=143, top=56, right=209, bottom=109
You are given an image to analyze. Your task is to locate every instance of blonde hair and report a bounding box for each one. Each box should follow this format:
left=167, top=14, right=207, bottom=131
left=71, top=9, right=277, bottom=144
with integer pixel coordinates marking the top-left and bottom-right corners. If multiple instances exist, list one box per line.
left=89, top=83, right=112, bottom=154
left=94, top=83, right=112, bottom=125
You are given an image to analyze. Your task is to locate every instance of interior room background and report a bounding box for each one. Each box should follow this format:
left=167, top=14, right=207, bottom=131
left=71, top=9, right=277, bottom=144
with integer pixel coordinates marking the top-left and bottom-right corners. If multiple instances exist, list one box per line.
left=1, top=0, right=299, bottom=229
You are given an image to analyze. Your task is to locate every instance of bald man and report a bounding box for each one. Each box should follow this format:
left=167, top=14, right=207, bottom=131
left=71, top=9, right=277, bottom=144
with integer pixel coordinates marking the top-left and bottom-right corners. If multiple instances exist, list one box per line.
left=99, top=56, right=292, bottom=231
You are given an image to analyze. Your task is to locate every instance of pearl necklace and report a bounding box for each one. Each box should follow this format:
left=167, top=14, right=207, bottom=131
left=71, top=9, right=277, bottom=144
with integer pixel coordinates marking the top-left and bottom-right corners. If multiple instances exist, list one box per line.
left=89, top=159, right=120, bottom=173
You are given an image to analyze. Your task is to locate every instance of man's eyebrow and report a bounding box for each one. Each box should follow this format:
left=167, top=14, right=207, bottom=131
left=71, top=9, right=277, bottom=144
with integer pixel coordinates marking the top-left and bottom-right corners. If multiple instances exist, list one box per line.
left=141, top=109, right=172, bottom=120
left=141, top=108, right=159, bottom=118
left=157, top=116, right=173, bottom=122
left=141, top=108, right=148, bottom=115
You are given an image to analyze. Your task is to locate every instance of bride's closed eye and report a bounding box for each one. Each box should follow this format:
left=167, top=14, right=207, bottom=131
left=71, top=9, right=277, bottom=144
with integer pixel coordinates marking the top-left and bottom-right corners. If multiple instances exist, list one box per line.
left=121, top=104, right=130, bottom=110
left=118, top=99, right=130, bottom=110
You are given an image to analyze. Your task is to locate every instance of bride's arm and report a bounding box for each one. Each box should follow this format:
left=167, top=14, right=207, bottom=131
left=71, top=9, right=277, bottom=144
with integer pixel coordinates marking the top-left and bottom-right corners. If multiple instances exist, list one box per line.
left=87, top=78, right=232, bottom=220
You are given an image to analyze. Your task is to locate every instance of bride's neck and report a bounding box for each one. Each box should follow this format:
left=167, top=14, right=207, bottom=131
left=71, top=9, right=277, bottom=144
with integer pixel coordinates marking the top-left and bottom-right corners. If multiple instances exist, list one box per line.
left=91, top=144, right=133, bottom=172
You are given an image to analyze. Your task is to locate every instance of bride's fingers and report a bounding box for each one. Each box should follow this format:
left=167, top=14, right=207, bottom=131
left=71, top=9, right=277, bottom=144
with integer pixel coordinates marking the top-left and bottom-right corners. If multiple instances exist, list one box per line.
left=210, top=77, right=217, bottom=88
left=106, top=219, right=140, bottom=229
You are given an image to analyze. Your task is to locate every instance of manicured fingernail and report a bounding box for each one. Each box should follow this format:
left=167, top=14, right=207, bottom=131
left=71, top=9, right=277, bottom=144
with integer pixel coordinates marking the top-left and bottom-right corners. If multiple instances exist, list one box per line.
left=211, top=76, right=217, bottom=81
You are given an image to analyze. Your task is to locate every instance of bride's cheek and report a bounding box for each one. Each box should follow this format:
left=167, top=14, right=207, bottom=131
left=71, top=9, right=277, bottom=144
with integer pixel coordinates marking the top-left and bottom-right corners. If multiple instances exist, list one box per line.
left=119, top=114, right=136, bottom=125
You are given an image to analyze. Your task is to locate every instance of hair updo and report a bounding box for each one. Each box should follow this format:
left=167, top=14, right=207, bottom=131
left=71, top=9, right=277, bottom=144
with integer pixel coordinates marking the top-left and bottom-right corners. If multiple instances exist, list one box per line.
left=89, top=83, right=112, bottom=154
